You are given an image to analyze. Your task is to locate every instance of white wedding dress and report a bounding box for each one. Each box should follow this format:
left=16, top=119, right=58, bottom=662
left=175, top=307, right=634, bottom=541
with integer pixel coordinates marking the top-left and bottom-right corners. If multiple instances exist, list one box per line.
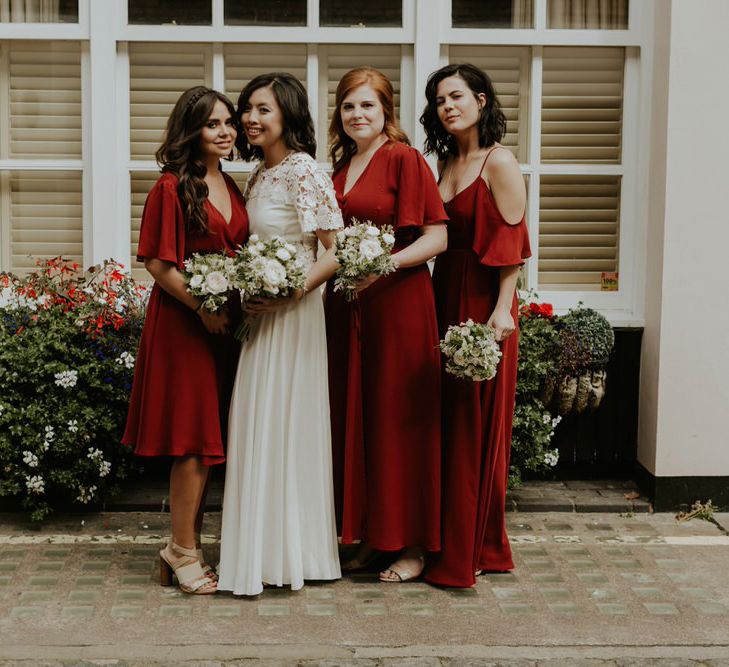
left=217, top=152, right=343, bottom=596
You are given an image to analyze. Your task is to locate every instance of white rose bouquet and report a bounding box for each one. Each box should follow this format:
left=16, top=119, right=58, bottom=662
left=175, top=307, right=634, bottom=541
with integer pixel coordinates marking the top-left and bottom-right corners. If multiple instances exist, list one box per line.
left=333, top=219, right=397, bottom=301
left=440, top=319, right=502, bottom=382
left=231, top=234, right=307, bottom=340
left=182, top=252, right=236, bottom=312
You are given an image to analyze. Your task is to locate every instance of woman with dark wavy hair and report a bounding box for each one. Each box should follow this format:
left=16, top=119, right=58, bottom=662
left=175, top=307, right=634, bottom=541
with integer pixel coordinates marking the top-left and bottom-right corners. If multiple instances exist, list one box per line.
left=217, top=73, right=343, bottom=596
left=325, top=67, right=447, bottom=583
left=420, top=64, right=531, bottom=588
left=123, top=86, right=249, bottom=594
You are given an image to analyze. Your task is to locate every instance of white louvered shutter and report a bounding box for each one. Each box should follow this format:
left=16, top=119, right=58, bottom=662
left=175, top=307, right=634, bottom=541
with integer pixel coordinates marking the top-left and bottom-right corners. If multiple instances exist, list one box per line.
left=320, top=44, right=402, bottom=160
left=538, top=174, right=620, bottom=290
left=449, top=46, right=529, bottom=163
left=6, top=40, right=81, bottom=159
left=129, top=43, right=212, bottom=161
left=224, top=43, right=307, bottom=108
left=5, top=171, right=82, bottom=274
left=541, top=46, right=624, bottom=163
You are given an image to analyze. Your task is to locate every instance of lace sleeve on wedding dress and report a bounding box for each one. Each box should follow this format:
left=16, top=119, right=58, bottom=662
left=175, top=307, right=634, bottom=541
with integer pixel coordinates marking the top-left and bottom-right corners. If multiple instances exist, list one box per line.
left=288, top=154, right=344, bottom=233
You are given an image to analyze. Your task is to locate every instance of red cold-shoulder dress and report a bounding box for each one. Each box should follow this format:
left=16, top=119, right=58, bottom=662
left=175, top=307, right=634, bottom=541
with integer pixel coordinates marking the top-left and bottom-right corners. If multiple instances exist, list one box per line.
left=122, top=171, right=249, bottom=466
left=325, top=140, right=447, bottom=552
left=425, top=151, right=531, bottom=588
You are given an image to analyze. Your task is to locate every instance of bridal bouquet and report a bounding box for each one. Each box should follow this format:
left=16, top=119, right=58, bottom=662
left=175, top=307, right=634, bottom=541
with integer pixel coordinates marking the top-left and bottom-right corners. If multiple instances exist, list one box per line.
left=182, top=252, right=237, bottom=312
left=232, top=234, right=307, bottom=340
left=333, top=219, right=397, bottom=301
left=440, top=319, right=502, bottom=381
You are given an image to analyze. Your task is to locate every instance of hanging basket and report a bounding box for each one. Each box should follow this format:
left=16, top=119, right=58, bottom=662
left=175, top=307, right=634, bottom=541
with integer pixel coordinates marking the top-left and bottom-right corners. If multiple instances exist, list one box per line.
left=542, top=368, right=608, bottom=416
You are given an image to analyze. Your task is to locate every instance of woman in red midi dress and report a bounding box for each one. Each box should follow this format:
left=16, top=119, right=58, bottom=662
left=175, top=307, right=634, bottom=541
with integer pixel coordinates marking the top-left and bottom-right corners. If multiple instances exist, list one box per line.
left=122, top=87, right=249, bottom=594
left=325, top=67, right=448, bottom=582
left=420, top=64, right=531, bottom=588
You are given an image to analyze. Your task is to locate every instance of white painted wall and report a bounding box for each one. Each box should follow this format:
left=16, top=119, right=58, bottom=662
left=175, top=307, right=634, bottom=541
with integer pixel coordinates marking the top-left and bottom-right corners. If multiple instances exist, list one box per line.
left=638, top=0, right=729, bottom=476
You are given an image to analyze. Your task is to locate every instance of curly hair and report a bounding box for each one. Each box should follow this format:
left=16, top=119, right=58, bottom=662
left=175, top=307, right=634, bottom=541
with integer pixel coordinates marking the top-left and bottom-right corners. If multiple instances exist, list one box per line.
left=420, top=63, right=506, bottom=160
left=155, top=86, right=239, bottom=236
left=236, top=72, right=316, bottom=161
left=329, top=67, right=409, bottom=171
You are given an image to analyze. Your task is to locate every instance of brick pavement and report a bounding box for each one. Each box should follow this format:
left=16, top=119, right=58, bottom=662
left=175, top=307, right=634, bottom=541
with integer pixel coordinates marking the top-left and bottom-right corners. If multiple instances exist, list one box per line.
left=0, top=511, right=728, bottom=665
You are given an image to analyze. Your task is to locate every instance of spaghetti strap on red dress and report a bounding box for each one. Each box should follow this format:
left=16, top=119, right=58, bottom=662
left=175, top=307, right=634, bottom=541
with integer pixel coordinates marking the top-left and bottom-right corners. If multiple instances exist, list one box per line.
left=325, top=141, right=447, bottom=552
left=122, top=172, right=249, bottom=466
left=426, top=153, right=531, bottom=588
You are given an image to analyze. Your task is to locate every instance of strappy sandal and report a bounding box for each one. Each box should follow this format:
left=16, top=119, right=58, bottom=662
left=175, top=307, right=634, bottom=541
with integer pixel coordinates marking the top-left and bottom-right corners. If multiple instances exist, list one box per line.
left=195, top=533, right=218, bottom=582
left=159, top=540, right=217, bottom=595
left=341, top=543, right=380, bottom=573
left=379, top=550, right=425, bottom=583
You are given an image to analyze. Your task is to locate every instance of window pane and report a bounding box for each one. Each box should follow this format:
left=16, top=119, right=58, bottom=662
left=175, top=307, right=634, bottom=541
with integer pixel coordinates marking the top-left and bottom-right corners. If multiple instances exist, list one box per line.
left=128, top=0, right=211, bottom=25
left=129, top=43, right=211, bottom=160
left=0, top=0, right=77, bottom=22
left=452, top=0, right=533, bottom=29
left=538, top=174, right=620, bottom=291
left=449, top=46, right=530, bottom=163
left=541, top=47, right=624, bottom=164
left=1, top=170, right=82, bottom=274
left=547, top=0, right=628, bottom=29
left=320, top=0, right=401, bottom=27
left=225, top=0, right=306, bottom=26
left=2, top=41, right=82, bottom=160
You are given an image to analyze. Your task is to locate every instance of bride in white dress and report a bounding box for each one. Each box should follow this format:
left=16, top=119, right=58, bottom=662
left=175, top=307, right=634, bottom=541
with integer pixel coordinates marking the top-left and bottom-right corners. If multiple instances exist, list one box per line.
left=217, top=73, right=343, bottom=596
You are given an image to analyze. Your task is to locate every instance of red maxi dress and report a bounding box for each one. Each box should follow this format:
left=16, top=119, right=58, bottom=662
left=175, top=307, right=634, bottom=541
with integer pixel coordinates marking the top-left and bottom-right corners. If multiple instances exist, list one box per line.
left=325, top=140, right=447, bottom=552
left=122, top=171, right=249, bottom=466
left=425, top=151, right=531, bottom=588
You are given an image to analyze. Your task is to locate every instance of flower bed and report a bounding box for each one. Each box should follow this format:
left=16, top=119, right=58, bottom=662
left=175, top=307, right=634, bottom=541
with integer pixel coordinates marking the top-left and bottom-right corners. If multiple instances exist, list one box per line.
left=0, top=258, right=147, bottom=520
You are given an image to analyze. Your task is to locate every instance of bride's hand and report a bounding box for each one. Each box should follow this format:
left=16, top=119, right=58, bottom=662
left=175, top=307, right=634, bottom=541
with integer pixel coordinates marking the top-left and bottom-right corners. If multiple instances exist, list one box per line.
left=244, top=290, right=305, bottom=314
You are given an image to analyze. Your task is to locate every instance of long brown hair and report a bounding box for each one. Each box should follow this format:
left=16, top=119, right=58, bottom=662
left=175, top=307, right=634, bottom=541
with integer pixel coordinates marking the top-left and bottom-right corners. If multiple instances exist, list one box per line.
left=328, top=67, right=409, bottom=171
left=155, top=86, right=239, bottom=235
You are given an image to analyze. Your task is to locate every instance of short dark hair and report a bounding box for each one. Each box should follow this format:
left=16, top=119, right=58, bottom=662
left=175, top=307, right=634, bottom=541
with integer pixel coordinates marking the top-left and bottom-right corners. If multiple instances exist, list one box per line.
left=236, top=72, right=316, bottom=161
left=420, top=63, right=507, bottom=160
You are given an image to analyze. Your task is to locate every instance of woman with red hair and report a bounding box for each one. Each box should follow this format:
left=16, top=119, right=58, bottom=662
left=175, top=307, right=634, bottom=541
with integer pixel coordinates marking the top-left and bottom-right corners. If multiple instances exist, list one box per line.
left=325, top=67, right=447, bottom=582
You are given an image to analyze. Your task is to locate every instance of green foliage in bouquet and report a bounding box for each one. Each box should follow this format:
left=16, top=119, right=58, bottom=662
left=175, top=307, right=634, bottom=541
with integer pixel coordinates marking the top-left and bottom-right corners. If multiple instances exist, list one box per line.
left=0, top=258, right=146, bottom=520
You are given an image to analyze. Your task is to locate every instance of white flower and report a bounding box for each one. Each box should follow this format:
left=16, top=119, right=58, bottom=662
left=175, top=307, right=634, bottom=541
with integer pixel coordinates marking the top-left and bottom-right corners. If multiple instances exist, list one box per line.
left=98, top=460, right=111, bottom=478
left=262, top=259, right=287, bottom=289
left=22, top=451, right=39, bottom=468
left=382, top=233, right=396, bottom=245
left=552, top=416, right=562, bottom=428
left=343, top=226, right=356, bottom=237
left=275, top=248, right=292, bottom=262
left=249, top=234, right=259, bottom=243
left=285, top=243, right=297, bottom=254
left=77, top=485, right=97, bottom=504
left=42, top=440, right=50, bottom=452
left=87, top=447, right=103, bottom=462
left=26, top=475, right=45, bottom=494
left=453, top=350, right=465, bottom=366
left=358, top=238, right=384, bottom=261
left=0, top=404, right=4, bottom=416
left=115, top=351, right=135, bottom=369
left=189, top=274, right=203, bottom=289
left=203, top=271, right=228, bottom=295
left=544, top=450, right=560, bottom=467
left=365, top=226, right=380, bottom=237
left=542, top=413, right=551, bottom=424
left=44, top=426, right=55, bottom=441
left=67, top=419, right=79, bottom=433
left=54, top=370, right=78, bottom=389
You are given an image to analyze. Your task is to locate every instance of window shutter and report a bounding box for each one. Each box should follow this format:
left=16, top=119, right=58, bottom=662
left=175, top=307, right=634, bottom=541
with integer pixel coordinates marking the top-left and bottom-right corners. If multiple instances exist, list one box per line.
left=538, top=174, right=620, bottom=290
left=6, top=170, right=82, bottom=274
left=7, top=40, right=81, bottom=159
left=541, top=46, right=624, bottom=163
left=224, top=43, right=307, bottom=106
left=449, top=46, right=529, bottom=162
left=129, top=43, right=211, bottom=161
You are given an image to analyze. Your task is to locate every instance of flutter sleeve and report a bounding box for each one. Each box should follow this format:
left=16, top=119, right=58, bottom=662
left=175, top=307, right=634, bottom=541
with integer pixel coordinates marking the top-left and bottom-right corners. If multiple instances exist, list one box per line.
left=394, top=145, right=448, bottom=229
left=290, top=154, right=344, bottom=233
left=472, top=186, right=532, bottom=267
left=136, top=175, right=186, bottom=269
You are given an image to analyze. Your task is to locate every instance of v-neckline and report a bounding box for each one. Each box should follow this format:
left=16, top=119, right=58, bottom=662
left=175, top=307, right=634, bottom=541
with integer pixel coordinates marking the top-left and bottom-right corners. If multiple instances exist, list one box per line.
left=442, top=173, right=483, bottom=205
left=341, top=140, right=389, bottom=198
left=206, top=175, right=234, bottom=226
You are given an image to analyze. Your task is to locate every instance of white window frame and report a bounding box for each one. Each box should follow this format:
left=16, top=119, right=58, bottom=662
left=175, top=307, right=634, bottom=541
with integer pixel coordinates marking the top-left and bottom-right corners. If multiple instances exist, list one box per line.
left=0, top=0, right=652, bottom=325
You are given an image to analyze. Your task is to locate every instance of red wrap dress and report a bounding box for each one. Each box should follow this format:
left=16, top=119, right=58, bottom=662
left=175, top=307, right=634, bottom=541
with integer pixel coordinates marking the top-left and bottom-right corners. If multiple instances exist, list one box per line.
left=425, top=151, right=531, bottom=588
left=325, top=140, right=447, bottom=553
left=122, top=171, right=249, bottom=466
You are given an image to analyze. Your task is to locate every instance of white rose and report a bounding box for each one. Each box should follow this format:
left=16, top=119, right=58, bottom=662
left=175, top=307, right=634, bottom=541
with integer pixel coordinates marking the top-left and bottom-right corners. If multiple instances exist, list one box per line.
left=382, top=233, right=396, bottom=245
left=358, top=239, right=384, bottom=261
left=189, top=275, right=203, bottom=289
left=366, top=226, right=379, bottom=237
left=249, top=234, right=259, bottom=243
left=343, top=227, right=356, bottom=237
left=203, top=271, right=228, bottom=295
left=275, top=248, right=292, bottom=262
left=198, top=264, right=209, bottom=275
left=453, top=350, right=466, bottom=366
left=263, top=259, right=287, bottom=288
left=285, top=243, right=297, bottom=254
